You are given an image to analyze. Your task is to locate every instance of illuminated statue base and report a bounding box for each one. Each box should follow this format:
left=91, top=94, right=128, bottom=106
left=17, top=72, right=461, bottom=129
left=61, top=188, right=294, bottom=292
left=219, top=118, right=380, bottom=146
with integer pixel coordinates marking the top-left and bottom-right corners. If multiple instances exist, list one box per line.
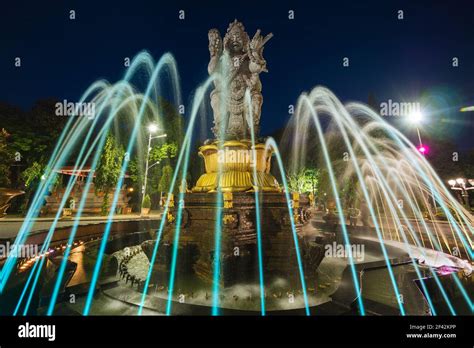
left=140, top=140, right=325, bottom=287
left=192, top=140, right=280, bottom=193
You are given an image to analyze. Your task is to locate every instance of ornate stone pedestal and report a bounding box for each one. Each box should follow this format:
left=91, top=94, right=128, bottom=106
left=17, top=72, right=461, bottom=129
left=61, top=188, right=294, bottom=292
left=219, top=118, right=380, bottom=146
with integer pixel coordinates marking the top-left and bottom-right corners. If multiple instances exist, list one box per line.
left=192, top=140, right=280, bottom=193
left=152, top=192, right=316, bottom=287
left=140, top=137, right=325, bottom=287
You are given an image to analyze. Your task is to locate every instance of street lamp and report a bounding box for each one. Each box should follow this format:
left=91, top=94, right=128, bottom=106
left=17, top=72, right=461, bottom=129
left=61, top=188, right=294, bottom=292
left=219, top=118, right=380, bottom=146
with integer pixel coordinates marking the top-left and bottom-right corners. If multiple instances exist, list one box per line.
left=408, top=109, right=423, bottom=145
left=141, top=124, right=167, bottom=214
left=460, top=106, right=474, bottom=112
left=448, top=178, right=473, bottom=209
left=407, top=109, right=428, bottom=155
left=148, top=124, right=159, bottom=133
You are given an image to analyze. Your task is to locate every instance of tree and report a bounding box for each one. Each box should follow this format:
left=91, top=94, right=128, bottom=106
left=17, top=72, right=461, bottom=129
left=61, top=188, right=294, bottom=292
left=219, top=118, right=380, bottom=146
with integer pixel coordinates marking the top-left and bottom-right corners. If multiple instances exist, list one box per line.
left=128, top=142, right=178, bottom=205
left=21, top=161, right=44, bottom=188
left=287, top=168, right=320, bottom=194
left=0, top=129, right=12, bottom=187
left=149, top=142, right=178, bottom=192
left=127, top=97, right=183, bottom=207
left=0, top=99, right=67, bottom=204
left=3, top=99, right=67, bottom=167
left=142, top=194, right=151, bottom=209
left=158, top=165, right=174, bottom=195
left=19, top=161, right=46, bottom=214
left=128, top=158, right=142, bottom=192
left=94, top=134, right=125, bottom=215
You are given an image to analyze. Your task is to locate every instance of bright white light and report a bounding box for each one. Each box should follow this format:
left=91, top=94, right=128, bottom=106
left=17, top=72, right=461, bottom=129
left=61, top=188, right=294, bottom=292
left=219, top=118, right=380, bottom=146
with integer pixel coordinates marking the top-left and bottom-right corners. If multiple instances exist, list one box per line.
left=148, top=124, right=158, bottom=133
left=448, top=179, right=456, bottom=187
left=408, top=110, right=423, bottom=124
left=456, top=178, right=465, bottom=185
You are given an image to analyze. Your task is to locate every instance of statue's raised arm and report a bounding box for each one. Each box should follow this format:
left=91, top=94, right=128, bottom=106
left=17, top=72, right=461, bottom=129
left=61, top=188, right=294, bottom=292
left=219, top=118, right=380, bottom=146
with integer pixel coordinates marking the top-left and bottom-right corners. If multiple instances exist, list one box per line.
left=208, top=29, right=222, bottom=75
left=248, top=29, right=273, bottom=73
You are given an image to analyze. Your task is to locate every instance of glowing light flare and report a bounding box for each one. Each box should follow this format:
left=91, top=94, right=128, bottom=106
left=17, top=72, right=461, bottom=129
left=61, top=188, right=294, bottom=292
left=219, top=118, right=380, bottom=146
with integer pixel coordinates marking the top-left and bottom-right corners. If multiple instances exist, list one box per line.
left=417, top=145, right=429, bottom=154
left=408, top=110, right=423, bottom=124
left=148, top=124, right=159, bottom=133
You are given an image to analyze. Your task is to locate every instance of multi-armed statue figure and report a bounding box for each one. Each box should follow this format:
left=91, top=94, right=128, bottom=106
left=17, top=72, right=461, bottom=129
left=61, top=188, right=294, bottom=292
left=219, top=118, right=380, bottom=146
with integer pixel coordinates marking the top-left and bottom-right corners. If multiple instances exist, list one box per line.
left=208, top=20, right=273, bottom=139
left=193, top=20, right=279, bottom=193
left=148, top=21, right=318, bottom=291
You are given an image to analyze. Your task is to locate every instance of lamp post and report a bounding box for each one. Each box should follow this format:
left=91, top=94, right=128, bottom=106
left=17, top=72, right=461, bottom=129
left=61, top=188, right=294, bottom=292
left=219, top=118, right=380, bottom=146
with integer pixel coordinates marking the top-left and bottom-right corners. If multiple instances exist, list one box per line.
left=141, top=124, right=167, bottom=214
left=407, top=108, right=438, bottom=210
left=460, top=106, right=474, bottom=112
left=407, top=109, right=427, bottom=154
left=448, top=178, right=473, bottom=209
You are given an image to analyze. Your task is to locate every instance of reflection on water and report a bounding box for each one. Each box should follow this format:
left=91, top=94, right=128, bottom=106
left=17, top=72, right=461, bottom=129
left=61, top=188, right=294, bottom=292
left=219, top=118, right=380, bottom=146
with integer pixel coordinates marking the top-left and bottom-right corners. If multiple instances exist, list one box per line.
left=68, top=245, right=87, bottom=286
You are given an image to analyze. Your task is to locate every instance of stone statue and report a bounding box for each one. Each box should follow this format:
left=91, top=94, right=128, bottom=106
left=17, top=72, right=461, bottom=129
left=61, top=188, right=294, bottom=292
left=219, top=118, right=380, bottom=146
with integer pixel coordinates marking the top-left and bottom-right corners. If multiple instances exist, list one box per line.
left=208, top=20, right=273, bottom=139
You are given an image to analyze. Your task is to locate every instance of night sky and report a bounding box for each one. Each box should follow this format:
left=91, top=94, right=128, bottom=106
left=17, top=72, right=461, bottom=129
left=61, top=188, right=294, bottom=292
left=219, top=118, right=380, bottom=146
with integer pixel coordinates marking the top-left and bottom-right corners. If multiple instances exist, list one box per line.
left=1, top=0, right=473, bottom=149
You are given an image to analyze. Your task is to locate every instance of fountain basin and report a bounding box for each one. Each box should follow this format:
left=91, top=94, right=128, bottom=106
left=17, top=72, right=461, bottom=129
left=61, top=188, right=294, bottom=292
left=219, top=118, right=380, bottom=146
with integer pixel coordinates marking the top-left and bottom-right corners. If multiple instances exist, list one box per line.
left=142, top=191, right=324, bottom=287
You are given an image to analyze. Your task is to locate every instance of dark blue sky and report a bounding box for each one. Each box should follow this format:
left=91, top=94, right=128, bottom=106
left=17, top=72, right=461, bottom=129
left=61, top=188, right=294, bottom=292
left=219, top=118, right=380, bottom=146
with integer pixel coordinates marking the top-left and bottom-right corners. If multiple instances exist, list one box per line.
left=1, top=0, right=473, bottom=149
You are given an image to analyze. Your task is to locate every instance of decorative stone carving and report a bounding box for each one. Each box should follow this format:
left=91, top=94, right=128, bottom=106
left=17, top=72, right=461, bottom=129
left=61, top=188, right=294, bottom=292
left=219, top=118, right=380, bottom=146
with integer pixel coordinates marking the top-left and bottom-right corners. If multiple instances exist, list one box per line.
left=223, top=213, right=239, bottom=229
left=181, top=208, right=190, bottom=228
left=208, top=20, right=273, bottom=139
left=240, top=210, right=254, bottom=230
left=167, top=211, right=175, bottom=223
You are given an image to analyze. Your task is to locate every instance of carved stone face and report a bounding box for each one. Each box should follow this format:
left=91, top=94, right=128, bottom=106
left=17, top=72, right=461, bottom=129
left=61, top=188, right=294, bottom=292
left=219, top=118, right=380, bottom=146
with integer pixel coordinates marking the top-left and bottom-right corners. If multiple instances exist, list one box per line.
left=228, top=30, right=244, bottom=53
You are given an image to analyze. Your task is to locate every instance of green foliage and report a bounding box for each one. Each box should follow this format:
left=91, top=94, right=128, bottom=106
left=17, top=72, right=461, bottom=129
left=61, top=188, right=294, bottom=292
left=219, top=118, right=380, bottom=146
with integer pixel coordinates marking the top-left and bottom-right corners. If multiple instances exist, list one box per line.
left=149, top=142, right=178, bottom=163
left=128, top=158, right=142, bottom=188
left=101, top=193, right=109, bottom=216
left=287, top=168, right=319, bottom=194
left=142, top=194, right=151, bottom=209
left=128, top=142, right=178, bottom=196
left=94, top=134, right=125, bottom=214
left=3, top=100, right=67, bottom=163
left=149, top=143, right=178, bottom=193
left=156, top=97, right=183, bottom=145
left=158, top=165, right=174, bottom=193
left=0, top=129, right=12, bottom=187
left=0, top=99, right=67, bottom=193
left=94, top=134, right=125, bottom=193
left=127, top=97, right=183, bottom=197
left=340, top=174, right=358, bottom=207
left=21, top=161, right=45, bottom=188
